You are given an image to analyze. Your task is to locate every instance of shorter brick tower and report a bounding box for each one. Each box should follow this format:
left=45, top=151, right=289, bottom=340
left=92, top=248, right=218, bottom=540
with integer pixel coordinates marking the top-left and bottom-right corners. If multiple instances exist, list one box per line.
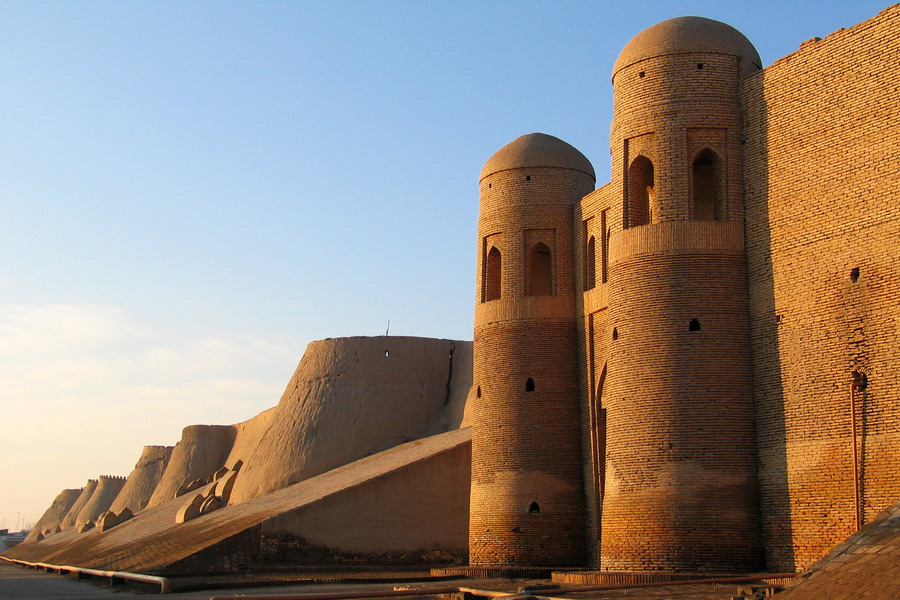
left=470, top=133, right=594, bottom=566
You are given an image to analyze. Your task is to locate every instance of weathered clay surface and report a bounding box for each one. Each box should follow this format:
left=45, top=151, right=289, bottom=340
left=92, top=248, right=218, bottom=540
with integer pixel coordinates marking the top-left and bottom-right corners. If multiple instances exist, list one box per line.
left=97, top=511, right=118, bottom=533
left=2, top=428, right=471, bottom=573
left=74, top=476, right=126, bottom=529
left=58, top=480, right=97, bottom=530
left=174, top=492, right=206, bottom=524
left=24, top=488, right=82, bottom=542
left=109, top=445, right=173, bottom=514
left=225, top=337, right=471, bottom=505
left=213, top=470, right=239, bottom=504
left=147, top=425, right=236, bottom=508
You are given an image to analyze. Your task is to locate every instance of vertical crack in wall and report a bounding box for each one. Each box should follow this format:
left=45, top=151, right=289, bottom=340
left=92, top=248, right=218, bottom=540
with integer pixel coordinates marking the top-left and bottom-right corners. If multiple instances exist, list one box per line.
left=444, top=342, right=455, bottom=406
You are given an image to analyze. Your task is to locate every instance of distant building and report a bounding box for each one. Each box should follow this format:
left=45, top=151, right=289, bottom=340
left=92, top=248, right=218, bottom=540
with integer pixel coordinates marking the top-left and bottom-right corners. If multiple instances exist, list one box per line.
left=0, top=529, right=27, bottom=552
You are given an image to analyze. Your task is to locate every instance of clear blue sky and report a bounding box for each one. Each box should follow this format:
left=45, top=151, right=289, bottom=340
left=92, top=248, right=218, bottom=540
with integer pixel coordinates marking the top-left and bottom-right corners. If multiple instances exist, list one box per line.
left=0, top=0, right=889, bottom=528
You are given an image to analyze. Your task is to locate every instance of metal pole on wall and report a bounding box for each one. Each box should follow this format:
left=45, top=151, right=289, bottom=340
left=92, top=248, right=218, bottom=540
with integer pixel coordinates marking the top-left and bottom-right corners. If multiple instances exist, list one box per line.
left=850, top=382, right=861, bottom=532
left=850, top=370, right=868, bottom=532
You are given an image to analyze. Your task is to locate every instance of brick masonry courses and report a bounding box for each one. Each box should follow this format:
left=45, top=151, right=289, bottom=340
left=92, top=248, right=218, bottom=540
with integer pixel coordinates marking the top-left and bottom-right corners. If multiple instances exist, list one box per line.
left=577, top=17, right=764, bottom=572
left=474, top=6, right=899, bottom=575
left=471, top=150, right=595, bottom=567
left=742, top=4, right=900, bottom=571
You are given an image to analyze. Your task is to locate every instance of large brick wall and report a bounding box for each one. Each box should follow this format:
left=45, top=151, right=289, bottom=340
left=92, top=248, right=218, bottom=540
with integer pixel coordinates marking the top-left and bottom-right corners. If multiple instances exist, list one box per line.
left=742, top=4, right=900, bottom=571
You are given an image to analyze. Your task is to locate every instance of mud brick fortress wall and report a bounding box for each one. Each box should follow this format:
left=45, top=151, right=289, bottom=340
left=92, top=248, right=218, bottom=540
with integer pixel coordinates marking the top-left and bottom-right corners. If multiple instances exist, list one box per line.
left=15, top=4, right=899, bottom=580
left=471, top=5, right=900, bottom=572
left=742, top=6, right=900, bottom=571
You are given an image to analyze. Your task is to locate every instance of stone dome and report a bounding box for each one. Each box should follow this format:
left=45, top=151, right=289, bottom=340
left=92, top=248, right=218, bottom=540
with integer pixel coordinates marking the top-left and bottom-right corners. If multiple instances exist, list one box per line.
left=613, top=16, right=761, bottom=79
left=480, top=133, right=595, bottom=181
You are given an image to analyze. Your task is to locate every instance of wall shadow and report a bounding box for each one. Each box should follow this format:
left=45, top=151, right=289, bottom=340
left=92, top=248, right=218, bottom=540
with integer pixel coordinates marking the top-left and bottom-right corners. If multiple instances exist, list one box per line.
left=742, top=67, right=795, bottom=572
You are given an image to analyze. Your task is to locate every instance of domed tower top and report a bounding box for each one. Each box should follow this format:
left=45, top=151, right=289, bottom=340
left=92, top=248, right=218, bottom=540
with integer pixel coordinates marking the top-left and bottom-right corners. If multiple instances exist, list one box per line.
left=613, top=16, right=761, bottom=80
left=480, top=132, right=595, bottom=181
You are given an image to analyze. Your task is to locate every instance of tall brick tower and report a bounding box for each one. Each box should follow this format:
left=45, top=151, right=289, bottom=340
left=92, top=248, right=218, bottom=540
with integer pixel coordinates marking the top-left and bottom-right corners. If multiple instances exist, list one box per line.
left=470, top=133, right=594, bottom=566
left=599, top=18, right=764, bottom=571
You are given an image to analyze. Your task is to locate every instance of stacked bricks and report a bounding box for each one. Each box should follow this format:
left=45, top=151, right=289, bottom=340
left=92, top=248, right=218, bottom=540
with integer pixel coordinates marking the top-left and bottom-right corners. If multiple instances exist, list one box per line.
left=470, top=135, right=594, bottom=566
left=598, top=18, right=763, bottom=572
left=574, top=182, right=616, bottom=566
left=603, top=222, right=761, bottom=571
left=741, top=4, right=900, bottom=571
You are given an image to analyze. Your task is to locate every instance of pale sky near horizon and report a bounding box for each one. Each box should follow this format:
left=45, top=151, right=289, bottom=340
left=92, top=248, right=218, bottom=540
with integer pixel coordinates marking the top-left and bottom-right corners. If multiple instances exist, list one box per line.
left=0, top=0, right=890, bottom=529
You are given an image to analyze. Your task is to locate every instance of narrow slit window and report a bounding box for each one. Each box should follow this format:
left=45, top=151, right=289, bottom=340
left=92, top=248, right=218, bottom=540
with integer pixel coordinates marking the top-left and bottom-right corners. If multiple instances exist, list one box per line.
left=585, top=235, right=596, bottom=290
left=601, top=210, right=609, bottom=283
left=526, top=378, right=535, bottom=392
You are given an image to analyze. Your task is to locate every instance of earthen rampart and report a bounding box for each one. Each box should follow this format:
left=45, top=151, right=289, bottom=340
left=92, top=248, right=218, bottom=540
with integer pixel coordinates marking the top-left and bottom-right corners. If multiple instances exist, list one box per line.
left=110, top=445, right=174, bottom=514
left=73, top=475, right=126, bottom=530
left=24, top=488, right=81, bottom=542
left=147, top=425, right=236, bottom=508
left=226, top=336, right=471, bottom=506
left=58, top=479, right=97, bottom=531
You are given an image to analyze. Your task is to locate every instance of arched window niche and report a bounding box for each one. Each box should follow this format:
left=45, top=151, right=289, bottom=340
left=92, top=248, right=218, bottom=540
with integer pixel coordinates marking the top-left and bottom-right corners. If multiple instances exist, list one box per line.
left=585, top=236, right=596, bottom=290
left=484, top=246, right=502, bottom=302
left=628, top=155, right=654, bottom=227
left=693, top=149, right=723, bottom=221
left=527, top=243, right=552, bottom=296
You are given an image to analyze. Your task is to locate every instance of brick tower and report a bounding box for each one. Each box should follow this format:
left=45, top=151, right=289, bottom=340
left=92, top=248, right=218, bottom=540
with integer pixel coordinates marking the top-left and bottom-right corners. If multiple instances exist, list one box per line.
left=470, top=133, right=594, bottom=566
left=599, top=18, right=764, bottom=571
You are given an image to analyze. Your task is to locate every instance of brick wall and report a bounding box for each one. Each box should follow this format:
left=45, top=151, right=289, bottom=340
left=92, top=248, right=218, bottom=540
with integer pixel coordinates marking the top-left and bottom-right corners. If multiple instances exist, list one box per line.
left=742, top=4, right=900, bottom=571
left=575, top=183, right=616, bottom=566
left=160, top=525, right=260, bottom=575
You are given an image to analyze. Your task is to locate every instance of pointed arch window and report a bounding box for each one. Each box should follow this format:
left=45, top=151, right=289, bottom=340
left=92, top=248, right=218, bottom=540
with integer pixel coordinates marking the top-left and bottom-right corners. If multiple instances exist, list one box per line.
left=585, top=235, right=596, bottom=290
left=484, top=246, right=502, bottom=302
left=628, top=156, right=654, bottom=227
left=693, top=149, right=723, bottom=221
left=527, top=243, right=552, bottom=296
